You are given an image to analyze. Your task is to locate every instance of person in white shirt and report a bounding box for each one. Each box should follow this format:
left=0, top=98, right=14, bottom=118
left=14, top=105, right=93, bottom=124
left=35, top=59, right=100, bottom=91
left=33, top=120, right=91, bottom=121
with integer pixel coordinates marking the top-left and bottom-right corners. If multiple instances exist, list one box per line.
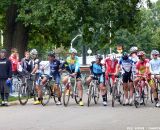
left=149, top=50, right=160, bottom=107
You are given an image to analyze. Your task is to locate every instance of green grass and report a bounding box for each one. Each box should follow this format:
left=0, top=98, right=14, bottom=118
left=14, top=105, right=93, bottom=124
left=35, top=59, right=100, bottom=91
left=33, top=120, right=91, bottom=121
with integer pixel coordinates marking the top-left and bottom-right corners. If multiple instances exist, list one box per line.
left=0, top=96, right=18, bottom=102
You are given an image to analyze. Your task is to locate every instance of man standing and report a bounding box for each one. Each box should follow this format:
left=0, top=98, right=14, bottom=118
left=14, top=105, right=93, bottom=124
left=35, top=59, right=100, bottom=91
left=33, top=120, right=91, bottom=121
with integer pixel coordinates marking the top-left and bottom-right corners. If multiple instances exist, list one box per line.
left=0, top=49, right=12, bottom=106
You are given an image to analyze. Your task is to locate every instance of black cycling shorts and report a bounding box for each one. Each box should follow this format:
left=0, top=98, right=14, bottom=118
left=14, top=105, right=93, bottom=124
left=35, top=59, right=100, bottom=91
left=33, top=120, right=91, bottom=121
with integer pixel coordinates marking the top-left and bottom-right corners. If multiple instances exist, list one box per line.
left=122, top=72, right=133, bottom=83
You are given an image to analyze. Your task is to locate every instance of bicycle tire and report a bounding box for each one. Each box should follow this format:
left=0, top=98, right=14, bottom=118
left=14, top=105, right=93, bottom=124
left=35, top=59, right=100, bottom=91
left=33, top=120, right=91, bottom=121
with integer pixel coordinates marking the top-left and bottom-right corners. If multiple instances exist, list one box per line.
left=53, top=84, right=62, bottom=104
left=93, top=84, right=99, bottom=104
left=63, top=87, right=70, bottom=107
left=112, top=85, right=116, bottom=107
left=74, top=85, right=80, bottom=104
left=87, top=84, right=92, bottom=107
left=18, top=83, right=29, bottom=105
left=41, top=85, right=51, bottom=106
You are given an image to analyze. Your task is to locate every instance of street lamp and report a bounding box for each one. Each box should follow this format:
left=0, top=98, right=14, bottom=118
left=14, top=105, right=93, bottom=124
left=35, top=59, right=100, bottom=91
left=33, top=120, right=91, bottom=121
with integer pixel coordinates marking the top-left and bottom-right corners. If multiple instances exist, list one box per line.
left=87, top=48, right=92, bottom=56
left=70, top=34, right=82, bottom=49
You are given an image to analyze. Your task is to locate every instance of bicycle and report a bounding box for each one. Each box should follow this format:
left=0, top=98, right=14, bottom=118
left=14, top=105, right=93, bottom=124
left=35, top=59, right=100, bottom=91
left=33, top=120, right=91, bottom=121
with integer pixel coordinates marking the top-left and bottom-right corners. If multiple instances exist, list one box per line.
left=109, top=74, right=123, bottom=107
left=40, top=74, right=62, bottom=106
left=18, top=74, right=38, bottom=105
left=87, top=75, right=102, bottom=107
left=63, top=74, right=81, bottom=107
left=134, top=75, right=149, bottom=108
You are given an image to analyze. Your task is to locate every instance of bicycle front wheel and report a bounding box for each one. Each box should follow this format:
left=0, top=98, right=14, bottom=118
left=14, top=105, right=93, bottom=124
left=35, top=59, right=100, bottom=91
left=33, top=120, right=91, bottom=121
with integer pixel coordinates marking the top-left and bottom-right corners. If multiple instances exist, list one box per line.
left=94, top=85, right=99, bottom=104
left=87, top=85, right=93, bottom=107
left=53, top=84, right=62, bottom=104
left=18, top=83, right=29, bottom=105
left=63, top=87, right=70, bottom=107
left=41, top=85, right=51, bottom=106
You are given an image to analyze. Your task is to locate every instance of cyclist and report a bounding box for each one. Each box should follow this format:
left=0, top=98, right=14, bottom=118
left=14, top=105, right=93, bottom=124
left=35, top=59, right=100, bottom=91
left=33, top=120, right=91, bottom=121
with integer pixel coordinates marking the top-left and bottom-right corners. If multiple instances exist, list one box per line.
left=129, top=46, right=139, bottom=63
left=21, top=51, right=33, bottom=74
left=42, top=51, right=62, bottom=105
left=62, top=48, right=84, bottom=106
left=104, top=53, right=118, bottom=89
left=86, top=54, right=107, bottom=106
left=115, top=52, right=134, bottom=105
left=149, top=50, right=160, bottom=107
left=134, top=51, right=150, bottom=103
left=30, top=49, right=41, bottom=105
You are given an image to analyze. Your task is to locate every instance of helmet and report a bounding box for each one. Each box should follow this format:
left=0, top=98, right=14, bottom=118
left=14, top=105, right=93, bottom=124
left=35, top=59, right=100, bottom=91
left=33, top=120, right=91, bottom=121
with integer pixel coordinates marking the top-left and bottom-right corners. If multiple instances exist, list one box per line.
left=48, top=51, right=55, bottom=57
left=69, top=48, right=77, bottom=54
left=137, top=51, right=145, bottom=56
left=122, top=52, right=129, bottom=60
left=130, top=46, right=138, bottom=53
left=95, top=54, right=103, bottom=60
left=151, top=50, right=159, bottom=55
left=30, top=49, right=38, bottom=55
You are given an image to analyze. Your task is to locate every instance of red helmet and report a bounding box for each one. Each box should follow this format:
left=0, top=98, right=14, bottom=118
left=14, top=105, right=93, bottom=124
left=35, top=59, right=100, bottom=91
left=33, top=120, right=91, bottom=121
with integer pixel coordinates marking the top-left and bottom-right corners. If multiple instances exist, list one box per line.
left=137, top=51, right=145, bottom=56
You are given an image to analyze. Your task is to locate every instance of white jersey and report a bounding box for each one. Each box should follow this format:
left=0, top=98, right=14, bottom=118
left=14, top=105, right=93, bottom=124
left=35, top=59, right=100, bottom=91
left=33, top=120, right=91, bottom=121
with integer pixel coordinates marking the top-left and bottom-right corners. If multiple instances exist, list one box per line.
left=149, top=59, right=160, bottom=74
left=39, top=61, right=50, bottom=75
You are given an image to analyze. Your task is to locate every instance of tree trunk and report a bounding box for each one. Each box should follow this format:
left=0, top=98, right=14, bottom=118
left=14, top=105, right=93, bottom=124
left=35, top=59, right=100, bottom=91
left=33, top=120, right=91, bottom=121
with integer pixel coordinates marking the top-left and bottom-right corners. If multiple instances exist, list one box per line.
left=3, top=4, right=28, bottom=59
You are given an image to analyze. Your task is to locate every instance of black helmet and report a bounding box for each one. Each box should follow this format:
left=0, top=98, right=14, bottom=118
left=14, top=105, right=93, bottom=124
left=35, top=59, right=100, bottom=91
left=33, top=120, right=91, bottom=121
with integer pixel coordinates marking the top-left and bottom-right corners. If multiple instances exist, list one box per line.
left=48, top=51, right=55, bottom=57
left=122, top=52, right=129, bottom=60
left=95, top=54, right=103, bottom=60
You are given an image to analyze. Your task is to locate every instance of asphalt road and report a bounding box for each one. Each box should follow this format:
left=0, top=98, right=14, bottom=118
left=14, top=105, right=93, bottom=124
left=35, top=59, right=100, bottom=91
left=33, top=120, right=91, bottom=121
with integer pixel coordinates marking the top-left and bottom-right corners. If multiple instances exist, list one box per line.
left=0, top=96, right=160, bottom=130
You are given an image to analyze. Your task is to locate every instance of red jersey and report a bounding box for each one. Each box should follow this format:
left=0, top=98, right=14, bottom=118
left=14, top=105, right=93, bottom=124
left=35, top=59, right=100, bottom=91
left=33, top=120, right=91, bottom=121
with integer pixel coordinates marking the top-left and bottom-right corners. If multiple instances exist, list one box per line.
left=9, top=54, right=19, bottom=72
left=136, top=59, right=149, bottom=75
left=104, top=58, right=118, bottom=81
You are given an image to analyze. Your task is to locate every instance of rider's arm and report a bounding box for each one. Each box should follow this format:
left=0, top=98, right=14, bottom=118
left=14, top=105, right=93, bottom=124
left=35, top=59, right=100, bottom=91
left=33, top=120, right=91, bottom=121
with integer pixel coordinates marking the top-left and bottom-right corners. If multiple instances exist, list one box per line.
left=31, top=64, right=38, bottom=74
left=74, top=57, right=80, bottom=73
left=149, top=61, right=153, bottom=74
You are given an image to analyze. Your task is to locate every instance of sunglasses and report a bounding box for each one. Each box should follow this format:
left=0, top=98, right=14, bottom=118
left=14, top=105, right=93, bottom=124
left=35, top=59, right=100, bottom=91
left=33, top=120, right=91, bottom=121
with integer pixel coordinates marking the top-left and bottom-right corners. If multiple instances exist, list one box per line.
left=153, top=55, right=158, bottom=56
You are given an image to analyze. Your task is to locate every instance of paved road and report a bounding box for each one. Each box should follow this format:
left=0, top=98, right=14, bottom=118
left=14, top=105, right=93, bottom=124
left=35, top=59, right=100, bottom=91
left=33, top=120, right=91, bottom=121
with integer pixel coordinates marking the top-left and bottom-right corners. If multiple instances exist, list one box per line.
left=0, top=97, right=160, bottom=130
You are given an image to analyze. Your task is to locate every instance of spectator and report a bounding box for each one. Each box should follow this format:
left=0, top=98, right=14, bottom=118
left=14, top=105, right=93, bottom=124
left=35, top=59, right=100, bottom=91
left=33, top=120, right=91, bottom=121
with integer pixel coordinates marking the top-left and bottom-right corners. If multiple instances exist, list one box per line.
left=0, top=49, right=12, bottom=106
left=9, top=48, right=19, bottom=75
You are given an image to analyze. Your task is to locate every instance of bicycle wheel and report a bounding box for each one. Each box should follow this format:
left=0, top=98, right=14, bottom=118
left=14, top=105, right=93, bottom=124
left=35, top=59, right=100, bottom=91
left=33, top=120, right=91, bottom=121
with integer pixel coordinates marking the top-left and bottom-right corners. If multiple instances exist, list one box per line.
left=53, top=84, right=62, bottom=103
left=112, top=85, right=116, bottom=107
left=87, top=84, right=93, bottom=107
left=41, top=85, right=51, bottom=106
left=150, top=89, right=154, bottom=103
left=74, top=85, right=80, bottom=104
left=18, top=83, right=29, bottom=105
left=134, top=91, right=140, bottom=108
left=63, top=87, right=70, bottom=107
left=93, top=84, right=100, bottom=104
left=142, top=86, right=148, bottom=106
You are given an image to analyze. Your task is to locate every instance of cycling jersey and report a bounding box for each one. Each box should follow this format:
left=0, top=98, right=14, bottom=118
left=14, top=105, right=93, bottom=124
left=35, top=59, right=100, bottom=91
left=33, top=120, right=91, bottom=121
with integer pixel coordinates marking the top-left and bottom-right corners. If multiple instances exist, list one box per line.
left=104, top=58, right=118, bottom=81
left=149, top=59, right=160, bottom=74
left=90, top=61, right=104, bottom=83
left=21, top=58, right=33, bottom=73
left=62, top=56, right=81, bottom=79
left=105, top=58, right=118, bottom=73
left=50, top=59, right=61, bottom=75
left=65, top=56, right=80, bottom=73
left=136, top=59, right=149, bottom=75
left=119, top=58, right=134, bottom=73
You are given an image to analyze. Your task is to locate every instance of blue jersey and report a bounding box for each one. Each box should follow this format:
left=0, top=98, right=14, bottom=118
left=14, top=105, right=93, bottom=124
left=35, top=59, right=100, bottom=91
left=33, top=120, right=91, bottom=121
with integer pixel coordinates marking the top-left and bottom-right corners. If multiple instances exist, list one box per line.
left=90, top=62, right=103, bottom=75
left=50, top=59, right=60, bottom=75
left=119, top=58, right=134, bottom=73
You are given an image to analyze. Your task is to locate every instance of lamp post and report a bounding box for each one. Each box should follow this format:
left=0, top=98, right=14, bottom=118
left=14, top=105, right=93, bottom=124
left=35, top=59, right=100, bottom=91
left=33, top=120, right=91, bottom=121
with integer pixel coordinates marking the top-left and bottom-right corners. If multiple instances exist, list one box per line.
left=70, top=34, right=82, bottom=49
left=109, top=21, right=112, bottom=54
left=0, top=30, right=3, bottom=47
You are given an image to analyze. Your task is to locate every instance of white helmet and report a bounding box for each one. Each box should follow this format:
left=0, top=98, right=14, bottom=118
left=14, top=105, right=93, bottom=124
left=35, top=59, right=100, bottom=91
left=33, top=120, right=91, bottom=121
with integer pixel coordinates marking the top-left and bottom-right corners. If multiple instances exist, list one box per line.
left=30, top=49, right=38, bottom=55
left=130, top=46, right=138, bottom=53
left=151, top=50, right=159, bottom=55
left=69, top=48, right=77, bottom=54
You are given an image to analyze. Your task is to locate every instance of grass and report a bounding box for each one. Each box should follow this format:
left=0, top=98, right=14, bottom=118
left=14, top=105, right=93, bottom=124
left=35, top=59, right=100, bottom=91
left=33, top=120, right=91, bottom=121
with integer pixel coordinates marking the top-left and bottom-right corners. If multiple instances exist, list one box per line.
left=0, top=96, right=18, bottom=102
